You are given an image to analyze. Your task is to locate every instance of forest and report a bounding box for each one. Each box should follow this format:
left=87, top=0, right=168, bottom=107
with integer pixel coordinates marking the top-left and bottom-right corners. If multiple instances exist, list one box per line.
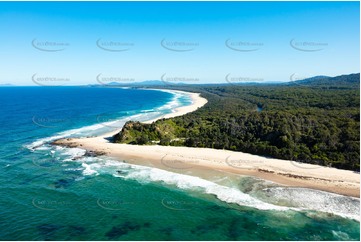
left=113, top=74, right=360, bottom=171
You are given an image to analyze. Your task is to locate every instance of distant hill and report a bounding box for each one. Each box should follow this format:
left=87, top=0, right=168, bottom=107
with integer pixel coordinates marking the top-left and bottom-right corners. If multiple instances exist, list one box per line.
left=111, top=80, right=165, bottom=86
left=289, top=73, right=360, bottom=89
left=91, top=80, right=187, bottom=87
left=88, top=73, right=360, bottom=88
left=0, top=83, right=14, bottom=86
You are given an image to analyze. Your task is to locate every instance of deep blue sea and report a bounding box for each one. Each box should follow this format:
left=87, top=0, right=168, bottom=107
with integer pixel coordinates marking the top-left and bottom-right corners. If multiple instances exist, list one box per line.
left=0, top=87, right=359, bottom=241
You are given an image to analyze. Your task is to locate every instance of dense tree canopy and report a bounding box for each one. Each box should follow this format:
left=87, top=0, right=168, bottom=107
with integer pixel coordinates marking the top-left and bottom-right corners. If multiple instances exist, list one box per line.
left=114, top=74, right=360, bottom=171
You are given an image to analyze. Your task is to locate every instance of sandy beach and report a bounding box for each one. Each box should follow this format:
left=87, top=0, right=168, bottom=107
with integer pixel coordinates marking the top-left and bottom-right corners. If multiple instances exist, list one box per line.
left=143, top=90, right=209, bottom=124
left=53, top=90, right=360, bottom=198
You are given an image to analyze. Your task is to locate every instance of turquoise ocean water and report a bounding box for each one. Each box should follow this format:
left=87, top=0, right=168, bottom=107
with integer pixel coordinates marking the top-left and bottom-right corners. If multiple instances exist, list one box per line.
left=0, top=87, right=359, bottom=241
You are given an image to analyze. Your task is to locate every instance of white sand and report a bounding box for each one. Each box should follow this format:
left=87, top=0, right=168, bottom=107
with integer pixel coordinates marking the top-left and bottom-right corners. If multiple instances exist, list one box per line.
left=143, top=90, right=208, bottom=124
left=100, top=90, right=208, bottom=138
left=53, top=89, right=360, bottom=197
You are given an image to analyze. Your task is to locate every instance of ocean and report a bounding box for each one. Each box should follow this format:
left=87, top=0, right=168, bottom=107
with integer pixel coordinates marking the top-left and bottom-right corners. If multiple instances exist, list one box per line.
left=0, top=86, right=359, bottom=241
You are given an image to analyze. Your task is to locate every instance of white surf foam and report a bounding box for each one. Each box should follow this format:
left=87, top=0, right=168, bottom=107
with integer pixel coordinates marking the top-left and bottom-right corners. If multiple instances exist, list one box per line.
left=81, top=159, right=290, bottom=211
left=62, top=148, right=87, bottom=161
left=25, top=114, right=145, bottom=151
left=263, top=187, right=360, bottom=221
left=79, top=158, right=360, bottom=221
left=25, top=90, right=189, bottom=152
left=81, top=162, right=99, bottom=176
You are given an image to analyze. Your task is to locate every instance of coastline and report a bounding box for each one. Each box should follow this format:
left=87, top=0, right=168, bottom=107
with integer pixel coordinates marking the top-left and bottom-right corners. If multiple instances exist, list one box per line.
left=143, top=90, right=208, bottom=124
left=99, top=89, right=208, bottom=138
left=53, top=89, right=360, bottom=198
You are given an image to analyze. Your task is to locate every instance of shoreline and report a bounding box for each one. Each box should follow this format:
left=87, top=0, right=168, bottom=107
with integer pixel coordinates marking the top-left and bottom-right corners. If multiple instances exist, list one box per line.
left=53, top=89, right=360, bottom=198
left=143, top=89, right=208, bottom=124
left=100, top=89, right=208, bottom=139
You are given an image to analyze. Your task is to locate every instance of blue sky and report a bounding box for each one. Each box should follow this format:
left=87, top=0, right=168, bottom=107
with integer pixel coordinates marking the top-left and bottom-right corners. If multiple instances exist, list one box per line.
left=0, top=1, right=359, bottom=85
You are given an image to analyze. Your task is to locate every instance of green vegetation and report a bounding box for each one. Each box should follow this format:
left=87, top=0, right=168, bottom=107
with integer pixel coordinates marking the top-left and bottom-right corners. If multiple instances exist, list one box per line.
left=114, top=74, right=360, bottom=171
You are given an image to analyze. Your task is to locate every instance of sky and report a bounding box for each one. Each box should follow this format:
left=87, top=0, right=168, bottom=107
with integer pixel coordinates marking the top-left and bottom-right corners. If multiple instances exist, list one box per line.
left=0, top=1, right=359, bottom=86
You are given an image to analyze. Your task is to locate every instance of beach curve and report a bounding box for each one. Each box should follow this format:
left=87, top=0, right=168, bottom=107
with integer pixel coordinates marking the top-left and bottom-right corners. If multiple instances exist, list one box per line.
left=52, top=89, right=360, bottom=198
